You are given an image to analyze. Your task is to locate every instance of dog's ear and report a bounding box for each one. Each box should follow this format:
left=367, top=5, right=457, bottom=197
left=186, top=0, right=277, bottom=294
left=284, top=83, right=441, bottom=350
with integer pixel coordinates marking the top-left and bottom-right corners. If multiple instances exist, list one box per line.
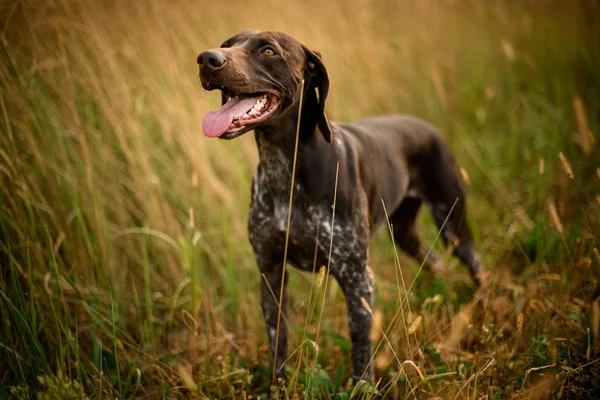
left=303, top=46, right=332, bottom=143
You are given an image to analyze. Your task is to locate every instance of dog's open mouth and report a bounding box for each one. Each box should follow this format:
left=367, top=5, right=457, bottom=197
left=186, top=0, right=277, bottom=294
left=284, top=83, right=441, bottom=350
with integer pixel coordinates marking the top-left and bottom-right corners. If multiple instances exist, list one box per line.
left=202, top=87, right=280, bottom=138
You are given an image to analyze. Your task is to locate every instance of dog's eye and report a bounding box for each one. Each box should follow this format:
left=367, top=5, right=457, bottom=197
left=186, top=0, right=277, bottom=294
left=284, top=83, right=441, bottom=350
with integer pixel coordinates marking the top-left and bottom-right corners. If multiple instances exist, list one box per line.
left=262, top=47, right=276, bottom=56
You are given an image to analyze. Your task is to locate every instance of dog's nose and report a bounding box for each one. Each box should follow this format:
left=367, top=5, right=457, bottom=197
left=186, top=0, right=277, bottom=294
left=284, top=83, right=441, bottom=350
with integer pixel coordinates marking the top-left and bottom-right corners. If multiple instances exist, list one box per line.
left=197, top=50, right=227, bottom=73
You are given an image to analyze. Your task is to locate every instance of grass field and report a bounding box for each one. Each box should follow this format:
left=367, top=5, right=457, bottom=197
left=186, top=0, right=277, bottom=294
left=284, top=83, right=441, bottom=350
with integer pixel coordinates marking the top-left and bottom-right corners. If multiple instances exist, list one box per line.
left=1, top=0, right=599, bottom=398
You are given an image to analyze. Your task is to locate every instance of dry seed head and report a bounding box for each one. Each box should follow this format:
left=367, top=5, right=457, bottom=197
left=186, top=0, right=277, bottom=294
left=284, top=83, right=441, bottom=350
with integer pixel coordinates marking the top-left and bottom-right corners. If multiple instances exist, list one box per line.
left=176, top=364, right=197, bottom=391
left=189, top=207, right=195, bottom=229
left=558, top=152, right=574, bottom=180
left=307, top=339, right=319, bottom=354
left=501, top=39, right=515, bottom=62
left=360, top=297, right=373, bottom=314
left=539, top=158, right=544, bottom=175
left=572, top=96, right=594, bottom=156
left=517, top=313, right=524, bottom=333
left=459, top=166, right=470, bottom=186
left=547, top=201, right=563, bottom=234
left=579, top=257, right=592, bottom=269
left=317, top=265, right=326, bottom=287
left=593, top=248, right=600, bottom=264
left=44, top=272, right=53, bottom=296
left=407, top=315, right=423, bottom=335
left=592, top=300, right=599, bottom=345
left=369, top=309, right=384, bottom=342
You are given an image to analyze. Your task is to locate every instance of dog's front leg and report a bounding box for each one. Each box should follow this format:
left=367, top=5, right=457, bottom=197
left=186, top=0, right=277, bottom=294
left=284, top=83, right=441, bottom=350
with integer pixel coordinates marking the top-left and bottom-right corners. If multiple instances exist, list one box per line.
left=260, top=266, right=288, bottom=381
left=333, top=260, right=374, bottom=383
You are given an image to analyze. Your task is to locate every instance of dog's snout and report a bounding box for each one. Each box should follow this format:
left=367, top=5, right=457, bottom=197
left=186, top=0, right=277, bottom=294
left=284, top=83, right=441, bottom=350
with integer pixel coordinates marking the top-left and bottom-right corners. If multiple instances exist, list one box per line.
left=197, top=50, right=227, bottom=73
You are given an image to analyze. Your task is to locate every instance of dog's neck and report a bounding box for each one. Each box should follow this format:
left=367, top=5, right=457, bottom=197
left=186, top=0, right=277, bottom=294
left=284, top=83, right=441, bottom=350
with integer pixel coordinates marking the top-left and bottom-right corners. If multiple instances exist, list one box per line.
left=254, top=103, right=303, bottom=167
left=254, top=129, right=295, bottom=193
left=253, top=104, right=333, bottom=196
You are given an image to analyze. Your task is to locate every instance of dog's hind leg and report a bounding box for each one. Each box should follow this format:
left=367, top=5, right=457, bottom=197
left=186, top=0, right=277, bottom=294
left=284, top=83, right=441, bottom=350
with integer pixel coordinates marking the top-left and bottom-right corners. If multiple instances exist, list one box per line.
left=422, top=139, right=483, bottom=284
left=389, top=196, right=442, bottom=276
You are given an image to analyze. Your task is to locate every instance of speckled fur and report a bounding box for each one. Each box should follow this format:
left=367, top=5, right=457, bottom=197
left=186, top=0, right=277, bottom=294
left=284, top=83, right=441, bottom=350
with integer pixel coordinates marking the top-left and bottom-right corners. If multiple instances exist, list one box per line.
left=248, top=130, right=375, bottom=381
left=199, top=30, right=483, bottom=384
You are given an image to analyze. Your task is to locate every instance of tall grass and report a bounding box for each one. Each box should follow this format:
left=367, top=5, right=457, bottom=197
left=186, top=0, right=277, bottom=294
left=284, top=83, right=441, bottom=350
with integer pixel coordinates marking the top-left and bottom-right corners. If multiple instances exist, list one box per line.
left=1, top=0, right=599, bottom=398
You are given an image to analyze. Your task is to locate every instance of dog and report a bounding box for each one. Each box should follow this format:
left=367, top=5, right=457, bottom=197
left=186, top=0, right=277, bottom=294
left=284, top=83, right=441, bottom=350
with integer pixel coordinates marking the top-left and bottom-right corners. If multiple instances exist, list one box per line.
left=197, top=30, right=482, bottom=383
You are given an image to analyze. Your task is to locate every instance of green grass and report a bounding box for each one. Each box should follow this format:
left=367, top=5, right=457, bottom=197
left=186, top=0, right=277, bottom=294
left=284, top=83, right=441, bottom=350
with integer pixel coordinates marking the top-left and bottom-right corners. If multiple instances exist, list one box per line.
left=1, top=0, right=599, bottom=398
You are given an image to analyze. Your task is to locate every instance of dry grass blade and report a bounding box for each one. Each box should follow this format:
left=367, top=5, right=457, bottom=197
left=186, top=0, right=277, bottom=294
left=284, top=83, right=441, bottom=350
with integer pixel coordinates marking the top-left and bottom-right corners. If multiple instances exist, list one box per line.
left=273, top=80, right=305, bottom=384
left=453, top=357, right=495, bottom=400
left=311, top=161, right=340, bottom=375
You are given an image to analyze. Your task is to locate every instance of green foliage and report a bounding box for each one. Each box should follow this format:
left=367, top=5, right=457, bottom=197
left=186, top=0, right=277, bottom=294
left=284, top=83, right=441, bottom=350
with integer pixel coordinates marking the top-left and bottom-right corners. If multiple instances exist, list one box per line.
left=9, top=371, right=88, bottom=400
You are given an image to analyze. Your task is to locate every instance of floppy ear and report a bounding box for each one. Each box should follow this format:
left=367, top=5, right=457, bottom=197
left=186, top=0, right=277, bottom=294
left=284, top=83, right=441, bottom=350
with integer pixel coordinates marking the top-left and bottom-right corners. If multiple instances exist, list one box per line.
left=303, top=46, right=332, bottom=143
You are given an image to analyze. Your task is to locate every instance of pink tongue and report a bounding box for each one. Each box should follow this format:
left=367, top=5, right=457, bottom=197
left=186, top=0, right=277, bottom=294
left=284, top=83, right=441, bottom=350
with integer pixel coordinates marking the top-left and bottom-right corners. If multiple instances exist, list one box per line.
left=202, top=96, right=261, bottom=138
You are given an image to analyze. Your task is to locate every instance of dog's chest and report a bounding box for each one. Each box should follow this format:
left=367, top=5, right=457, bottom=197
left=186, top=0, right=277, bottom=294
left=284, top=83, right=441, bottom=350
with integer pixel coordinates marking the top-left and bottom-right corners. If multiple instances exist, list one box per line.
left=249, top=141, right=319, bottom=239
left=248, top=137, right=369, bottom=270
left=248, top=168, right=361, bottom=270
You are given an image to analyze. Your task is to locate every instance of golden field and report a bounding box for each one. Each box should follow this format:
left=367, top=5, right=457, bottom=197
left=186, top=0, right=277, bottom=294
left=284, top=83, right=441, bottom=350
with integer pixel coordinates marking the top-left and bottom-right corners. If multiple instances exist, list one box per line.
left=0, top=0, right=599, bottom=398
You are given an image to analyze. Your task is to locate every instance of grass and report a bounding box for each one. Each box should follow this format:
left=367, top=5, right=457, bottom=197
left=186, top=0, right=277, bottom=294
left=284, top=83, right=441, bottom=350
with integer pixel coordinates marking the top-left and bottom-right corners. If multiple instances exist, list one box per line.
left=1, top=0, right=599, bottom=398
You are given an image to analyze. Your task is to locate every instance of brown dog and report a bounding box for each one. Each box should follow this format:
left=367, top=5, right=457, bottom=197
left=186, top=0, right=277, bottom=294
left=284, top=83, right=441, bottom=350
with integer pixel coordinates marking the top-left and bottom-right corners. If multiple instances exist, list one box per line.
left=197, top=30, right=482, bottom=382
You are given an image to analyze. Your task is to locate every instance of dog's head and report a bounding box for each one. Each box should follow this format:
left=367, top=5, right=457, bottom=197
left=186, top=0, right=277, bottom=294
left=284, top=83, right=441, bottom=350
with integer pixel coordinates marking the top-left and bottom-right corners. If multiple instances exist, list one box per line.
left=197, top=30, right=331, bottom=141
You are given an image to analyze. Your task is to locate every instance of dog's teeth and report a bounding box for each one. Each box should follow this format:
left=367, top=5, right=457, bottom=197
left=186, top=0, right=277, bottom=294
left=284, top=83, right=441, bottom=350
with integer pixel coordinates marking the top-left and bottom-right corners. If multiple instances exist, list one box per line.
left=246, top=97, right=267, bottom=117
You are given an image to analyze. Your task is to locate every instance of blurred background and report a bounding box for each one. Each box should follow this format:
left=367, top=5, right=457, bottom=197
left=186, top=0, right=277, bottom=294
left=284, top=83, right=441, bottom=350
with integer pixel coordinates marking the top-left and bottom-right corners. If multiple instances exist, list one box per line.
left=1, top=0, right=599, bottom=398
